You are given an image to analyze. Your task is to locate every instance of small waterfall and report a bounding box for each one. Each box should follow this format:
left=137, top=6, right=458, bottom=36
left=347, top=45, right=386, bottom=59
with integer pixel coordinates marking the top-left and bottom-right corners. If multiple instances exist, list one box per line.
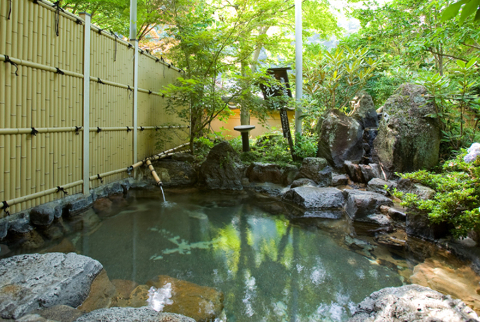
left=160, top=186, right=166, bottom=202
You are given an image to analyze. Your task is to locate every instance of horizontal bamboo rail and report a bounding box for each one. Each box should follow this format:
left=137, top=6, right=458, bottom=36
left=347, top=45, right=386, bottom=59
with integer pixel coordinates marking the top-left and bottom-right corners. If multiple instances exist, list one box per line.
left=0, top=180, right=83, bottom=211
left=27, top=0, right=85, bottom=24
left=0, top=127, right=82, bottom=134
left=0, top=125, right=189, bottom=135
left=0, top=54, right=174, bottom=95
left=0, top=54, right=84, bottom=78
left=0, top=142, right=188, bottom=211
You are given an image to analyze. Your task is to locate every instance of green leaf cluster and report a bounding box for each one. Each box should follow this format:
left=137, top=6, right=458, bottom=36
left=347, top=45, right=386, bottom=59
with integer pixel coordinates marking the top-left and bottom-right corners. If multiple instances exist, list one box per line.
left=393, top=150, right=480, bottom=238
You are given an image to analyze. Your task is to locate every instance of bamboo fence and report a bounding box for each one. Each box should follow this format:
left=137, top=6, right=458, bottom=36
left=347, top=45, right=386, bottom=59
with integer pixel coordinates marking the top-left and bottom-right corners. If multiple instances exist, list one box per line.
left=0, top=0, right=189, bottom=216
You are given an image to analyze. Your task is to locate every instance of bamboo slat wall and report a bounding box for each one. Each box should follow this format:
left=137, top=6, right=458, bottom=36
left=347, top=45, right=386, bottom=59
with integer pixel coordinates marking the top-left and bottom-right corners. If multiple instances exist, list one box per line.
left=0, top=0, right=188, bottom=215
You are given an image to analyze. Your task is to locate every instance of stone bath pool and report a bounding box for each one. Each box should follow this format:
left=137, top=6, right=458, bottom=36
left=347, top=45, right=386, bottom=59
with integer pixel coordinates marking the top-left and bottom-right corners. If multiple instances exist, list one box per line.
left=66, top=188, right=408, bottom=322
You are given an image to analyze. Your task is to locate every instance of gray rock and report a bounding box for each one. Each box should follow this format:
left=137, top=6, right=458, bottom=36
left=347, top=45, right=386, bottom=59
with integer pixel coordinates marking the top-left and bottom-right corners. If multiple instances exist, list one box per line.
left=291, top=178, right=317, bottom=188
left=406, top=212, right=452, bottom=241
left=34, top=305, right=82, bottom=322
left=295, top=157, right=328, bottom=182
left=351, top=91, right=378, bottom=128
left=0, top=253, right=103, bottom=319
left=172, top=152, right=195, bottom=162
left=349, top=284, right=479, bottom=322
left=374, top=84, right=441, bottom=178
left=359, top=164, right=386, bottom=182
left=281, top=165, right=299, bottom=185
left=397, top=178, right=435, bottom=200
left=367, top=178, right=396, bottom=195
left=154, top=160, right=197, bottom=187
left=316, top=166, right=333, bottom=187
left=344, top=161, right=365, bottom=183
left=356, top=214, right=392, bottom=227
left=7, top=212, right=33, bottom=234
left=246, top=163, right=285, bottom=184
left=282, top=187, right=345, bottom=209
left=303, top=209, right=344, bottom=219
left=317, top=110, right=364, bottom=169
left=15, top=314, right=48, bottom=321
left=199, top=142, right=243, bottom=190
left=344, top=190, right=393, bottom=220
left=30, top=202, right=62, bottom=226
left=0, top=219, right=9, bottom=239
left=63, top=194, right=94, bottom=217
left=388, top=207, right=406, bottom=222
left=332, top=174, right=349, bottom=186
left=75, top=307, right=196, bottom=322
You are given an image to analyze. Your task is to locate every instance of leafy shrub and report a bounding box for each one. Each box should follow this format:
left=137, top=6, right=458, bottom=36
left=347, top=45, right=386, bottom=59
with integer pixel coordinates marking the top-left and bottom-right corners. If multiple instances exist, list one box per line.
left=294, top=133, right=318, bottom=159
left=393, top=148, right=480, bottom=238
left=193, top=136, right=214, bottom=162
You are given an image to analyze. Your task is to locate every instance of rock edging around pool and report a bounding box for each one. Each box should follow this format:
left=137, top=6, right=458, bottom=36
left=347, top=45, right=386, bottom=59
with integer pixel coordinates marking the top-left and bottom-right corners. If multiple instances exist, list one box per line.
left=1, top=253, right=478, bottom=322
left=0, top=253, right=222, bottom=322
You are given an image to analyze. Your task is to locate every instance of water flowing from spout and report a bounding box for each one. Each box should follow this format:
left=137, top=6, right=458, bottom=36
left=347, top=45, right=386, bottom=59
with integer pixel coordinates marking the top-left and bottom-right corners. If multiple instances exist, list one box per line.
left=160, top=186, right=166, bottom=202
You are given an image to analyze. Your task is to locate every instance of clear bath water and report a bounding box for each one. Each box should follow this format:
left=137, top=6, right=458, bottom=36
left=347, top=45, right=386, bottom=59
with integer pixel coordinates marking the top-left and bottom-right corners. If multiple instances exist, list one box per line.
left=71, top=189, right=404, bottom=322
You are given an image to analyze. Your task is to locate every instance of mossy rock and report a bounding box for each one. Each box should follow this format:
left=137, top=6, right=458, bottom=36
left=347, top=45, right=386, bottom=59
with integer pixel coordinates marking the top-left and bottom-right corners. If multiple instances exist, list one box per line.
left=373, top=84, right=441, bottom=177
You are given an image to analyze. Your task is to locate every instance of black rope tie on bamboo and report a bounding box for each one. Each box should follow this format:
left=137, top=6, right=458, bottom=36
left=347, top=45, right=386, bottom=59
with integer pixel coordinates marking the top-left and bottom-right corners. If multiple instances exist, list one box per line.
left=148, top=90, right=152, bottom=95
left=140, top=126, right=145, bottom=131
left=56, top=67, right=64, bottom=75
left=56, top=186, right=68, bottom=196
left=155, top=126, right=159, bottom=131
left=110, top=31, right=118, bottom=62
left=4, top=55, right=19, bottom=76
left=97, top=78, right=104, bottom=85
left=1, top=201, right=10, bottom=217
left=76, top=18, right=82, bottom=25
left=75, top=126, right=81, bottom=134
left=31, top=127, right=38, bottom=136
left=127, top=85, right=133, bottom=99
left=126, top=126, right=132, bottom=132
left=155, top=58, right=160, bottom=63
left=7, top=0, right=12, bottom=20
left=97, top=28, right=103, bottom=35
left=97, top=127, right=102, bottom=133
left=97, top=174, right=104, bottom=183
left=52, top=1, right=63, bottom=37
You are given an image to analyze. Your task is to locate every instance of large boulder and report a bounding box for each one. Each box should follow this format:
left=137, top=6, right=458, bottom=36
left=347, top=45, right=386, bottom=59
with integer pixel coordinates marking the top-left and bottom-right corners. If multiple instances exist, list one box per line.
left=344, top=190, right=393, bottom=220
left=75, top=307, right=195, bottom=322
left=199, top=142, right=243, bottom=190
left=374, top=84, right=441, bottom=177
left=349, top=284, right=479, bottom=322
left=246, top=162, right=283, bottom=184
left=0, top=253, right=103, bottom=319
left=351, top=91, right=378, bottom=128
left=282, top=187, right=345, bottom=209
left=317, top=110, right=364, bottom=169
left=155, top=160, right=197, bottom=187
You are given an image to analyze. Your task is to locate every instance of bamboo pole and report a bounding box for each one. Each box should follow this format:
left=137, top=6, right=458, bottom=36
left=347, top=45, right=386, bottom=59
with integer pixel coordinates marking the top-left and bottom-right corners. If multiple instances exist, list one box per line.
left=129, top=143, right=189, bottom=170
left=0, top=180, right=83, bottom=210
left=0, top=55, right=84, bottom=79
left=145, top=160, right=162, bottom=187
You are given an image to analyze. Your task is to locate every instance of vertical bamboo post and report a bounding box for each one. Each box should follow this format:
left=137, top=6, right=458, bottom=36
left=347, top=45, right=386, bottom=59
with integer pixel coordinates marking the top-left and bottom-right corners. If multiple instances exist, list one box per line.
left=132, top=42, right=138, bottom=166
left=80, top=12, right=91, bottom=194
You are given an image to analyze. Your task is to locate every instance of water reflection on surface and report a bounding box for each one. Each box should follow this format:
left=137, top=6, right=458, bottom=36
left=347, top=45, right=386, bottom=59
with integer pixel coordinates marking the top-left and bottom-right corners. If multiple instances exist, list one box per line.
left=73, top=190, right=403, bottom=322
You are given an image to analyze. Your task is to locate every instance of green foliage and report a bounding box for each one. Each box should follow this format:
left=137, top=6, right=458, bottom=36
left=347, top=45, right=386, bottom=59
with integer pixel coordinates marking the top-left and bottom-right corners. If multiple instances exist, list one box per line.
left=235, top=133, right=292, bottom=165
left=294, top=133, right=319, bottom=159
left=393, top=150, right=480, bottom=238
left=193, top=136, right=214, bottom=162
left=417, top=58, right=480, bottom=156
left=300, top=45, right=378, bottom=134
